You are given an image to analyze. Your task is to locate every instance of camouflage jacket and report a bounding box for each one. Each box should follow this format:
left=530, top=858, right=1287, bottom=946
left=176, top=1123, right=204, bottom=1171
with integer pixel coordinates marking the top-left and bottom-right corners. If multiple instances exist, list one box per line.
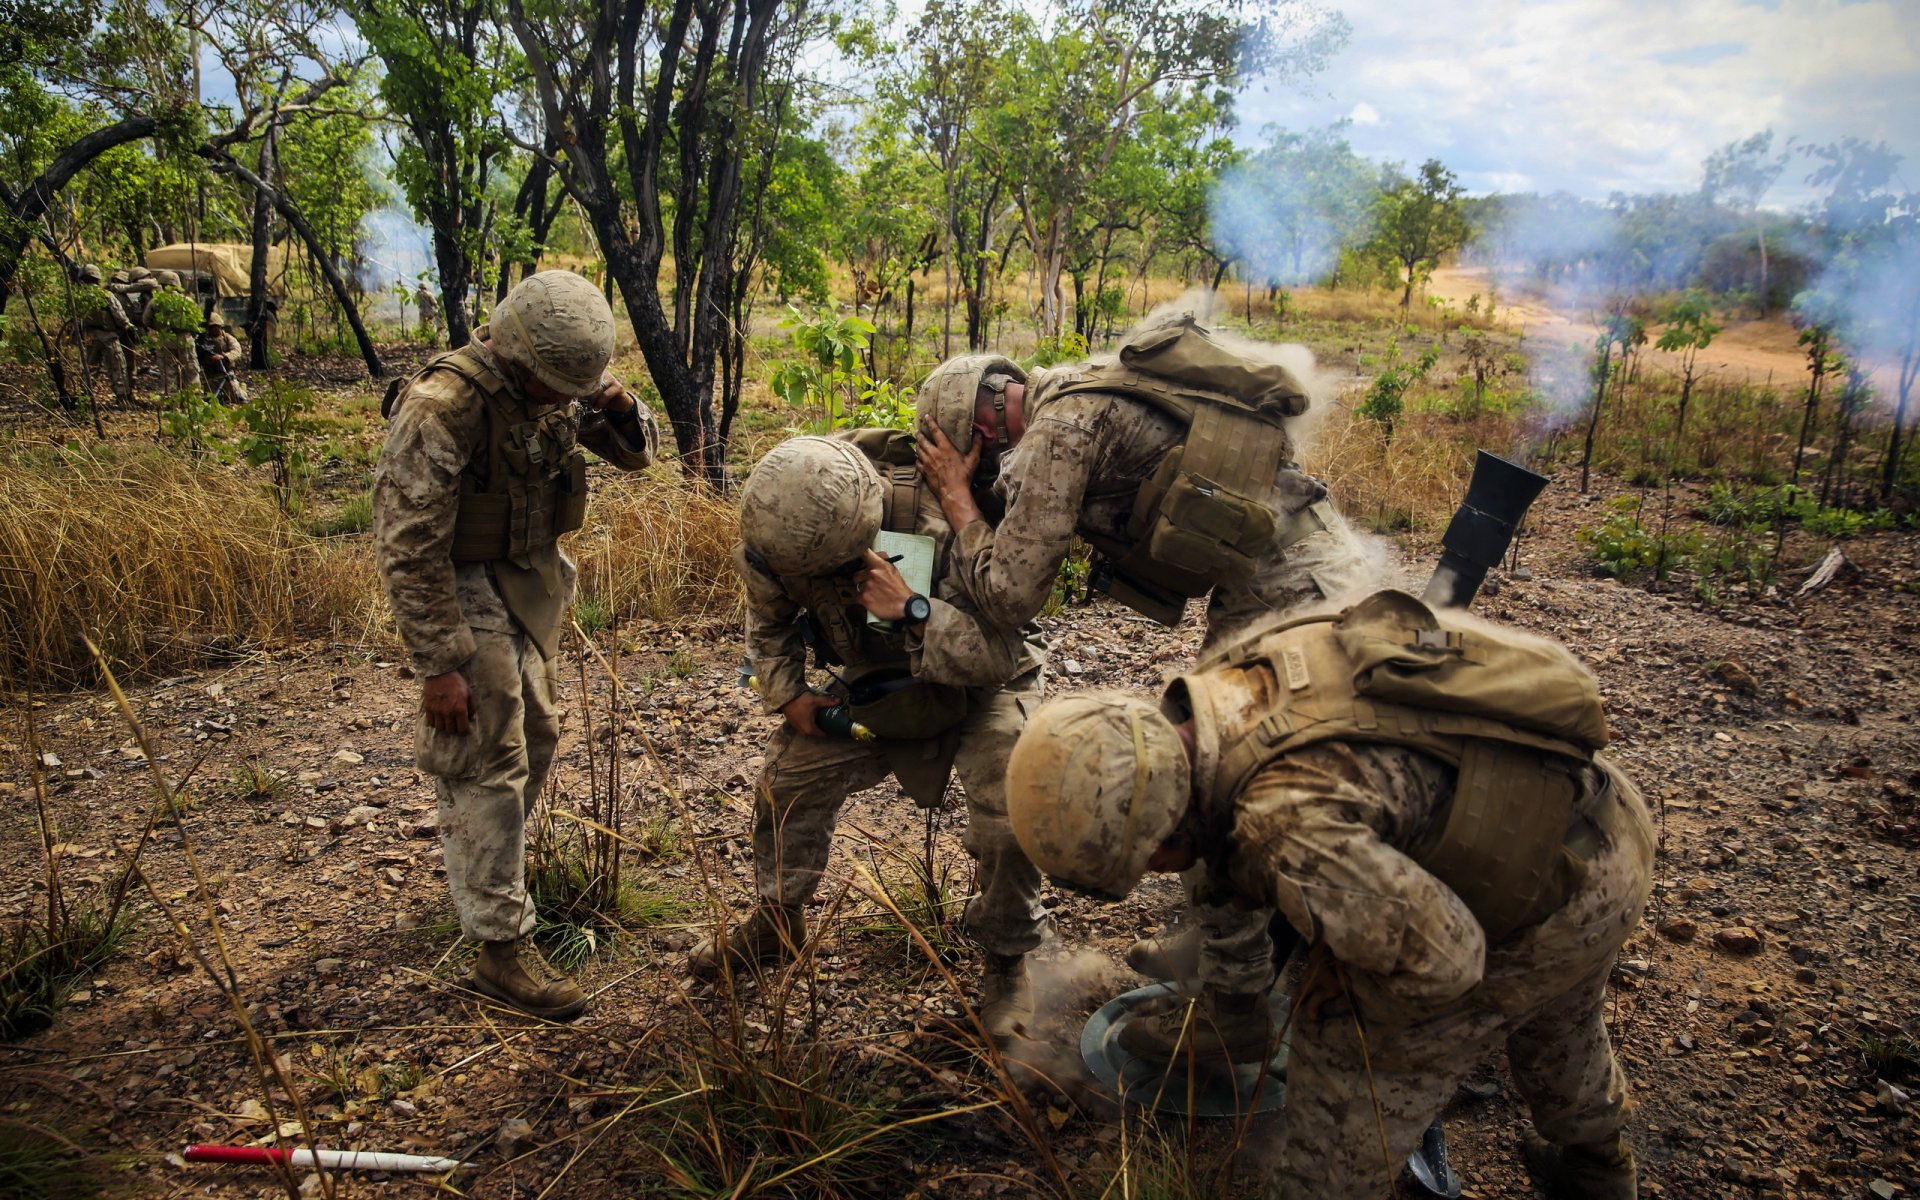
left=946, top=379, right=1334, bottom=629
left=741, top=437, right=1044, bottom=717
left=372, top=339, right=659, bottom=676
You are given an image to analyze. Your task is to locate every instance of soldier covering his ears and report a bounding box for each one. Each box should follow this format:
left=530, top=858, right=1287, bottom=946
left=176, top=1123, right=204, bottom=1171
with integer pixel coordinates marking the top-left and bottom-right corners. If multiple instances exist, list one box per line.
left=374, top=270, right=659, bottom=1019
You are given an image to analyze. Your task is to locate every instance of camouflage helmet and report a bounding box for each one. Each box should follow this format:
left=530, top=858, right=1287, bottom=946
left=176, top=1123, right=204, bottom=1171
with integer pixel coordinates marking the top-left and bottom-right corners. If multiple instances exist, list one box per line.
left=155, top=270, right=181, bottom=288
left=77, top=264, right=103, bottom=284
left=1005, top=691, right=1191, bottom=900
left=915, top=355, right=1026, bottom=456
left=739, top=436, right=884, bottom=577
left=490, top=270, right=616, bottom=396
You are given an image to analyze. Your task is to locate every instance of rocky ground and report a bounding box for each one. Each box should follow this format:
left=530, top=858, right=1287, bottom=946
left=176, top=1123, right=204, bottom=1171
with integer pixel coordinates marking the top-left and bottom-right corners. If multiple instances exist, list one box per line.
left=3, top=461, right=1919, bottom=1199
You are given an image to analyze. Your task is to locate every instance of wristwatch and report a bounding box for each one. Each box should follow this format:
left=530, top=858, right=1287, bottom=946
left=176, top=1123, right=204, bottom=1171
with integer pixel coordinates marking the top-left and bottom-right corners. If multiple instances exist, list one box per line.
left=895, top=593, right=932, bottom=630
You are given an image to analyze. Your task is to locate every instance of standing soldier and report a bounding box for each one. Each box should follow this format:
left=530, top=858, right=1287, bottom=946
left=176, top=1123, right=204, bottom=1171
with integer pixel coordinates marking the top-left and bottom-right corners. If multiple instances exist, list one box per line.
left=373, top=270, right=658, bottom=1019
left=74, top=264, right=135, bottom=407
left=196, top=316, right=249, bottom=405
left=416, top=281, right=442, bottom=348
left=913, top=313, right=1375, bottom=1067
left=693, top=432, right=1048, bottom=1046
left=143, top=271, right=203, bottom=396
left=1004, top=590, right=1652, bottom=1200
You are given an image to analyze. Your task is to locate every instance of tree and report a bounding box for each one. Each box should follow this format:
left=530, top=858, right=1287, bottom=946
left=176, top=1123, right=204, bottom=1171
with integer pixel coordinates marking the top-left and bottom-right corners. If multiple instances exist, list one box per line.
left=1211, top=123, right=1378, bottom=291
left=975, top=0, right=1347, bottom=337
left=1700, top=131, right=1786, bottom=303
left=347, top=0, right=518, bottom=349
left=510, top=0, right=803, bottom=479
left=1368, top=157, right=1468, bottom=308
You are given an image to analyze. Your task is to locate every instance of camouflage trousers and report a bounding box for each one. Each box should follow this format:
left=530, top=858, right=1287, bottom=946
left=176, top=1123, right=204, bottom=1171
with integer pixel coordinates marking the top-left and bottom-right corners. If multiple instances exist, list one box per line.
left=80, top=333, right=133, bottom=406
left=752, top=684, right=1047, bottom=956
left=1260, top=765, right=1655, bottom=1199
left=154, top=338, right=199, bottom=395
left=1185, top=516, right=1377, bottom=996
left=418, top=626, right=560, bottom=942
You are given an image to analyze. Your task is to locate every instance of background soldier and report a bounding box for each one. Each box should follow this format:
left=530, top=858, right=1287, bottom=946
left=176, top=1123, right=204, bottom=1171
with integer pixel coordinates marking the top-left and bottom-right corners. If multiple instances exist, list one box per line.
left=374, top=270, right=659, bottom=1019
left=74, top=263, right=135, bottom=406
left=195, top=316, right=249, bottom=404
left=1005, top=591, right=1653, bottom=1200
left=416, top=281, right=441, bottom=347
left=143, top=270, right=203, bottom=396
left=693, top=434, right=1048, bottom=1045
left=914, top=316, right=1376, bottom=1066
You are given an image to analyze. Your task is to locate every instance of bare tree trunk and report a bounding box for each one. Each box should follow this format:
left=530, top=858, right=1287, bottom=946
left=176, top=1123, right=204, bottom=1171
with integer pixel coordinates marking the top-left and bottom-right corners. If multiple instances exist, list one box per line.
left=1579, top=339, right=1615, bottom=494
left=245, top=121, right=278, bottom=370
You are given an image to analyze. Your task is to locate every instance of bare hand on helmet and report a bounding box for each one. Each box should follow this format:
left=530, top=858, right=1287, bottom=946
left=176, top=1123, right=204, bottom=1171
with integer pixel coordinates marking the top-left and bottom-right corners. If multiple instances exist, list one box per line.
left=915, top=418, right=984, bottom=529
left=780, top=691, right=845, bottom=738
left=422, top=670, right=477, bottom=735
left=582, top=371, right=635, bottom=414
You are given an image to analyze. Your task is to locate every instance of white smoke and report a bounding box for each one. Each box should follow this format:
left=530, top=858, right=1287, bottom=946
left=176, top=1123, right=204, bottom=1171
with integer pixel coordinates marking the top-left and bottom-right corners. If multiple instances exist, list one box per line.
left=355, top=206, right=435, bottom=318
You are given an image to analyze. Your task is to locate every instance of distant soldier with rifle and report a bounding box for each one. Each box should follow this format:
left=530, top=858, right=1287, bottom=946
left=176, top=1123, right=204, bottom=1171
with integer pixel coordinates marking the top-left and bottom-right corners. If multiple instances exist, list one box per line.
left=913, top=312, right=1373, bottom=1068
left=196, top=315, right=249, bottom=404
left=692, top=430, right=1048, bottom=1048
left=1004, top=587, right=1653, bottom=1200
left=73, top=263, right=136, bottom=407
left=373, top=270, right=658, bottom=1020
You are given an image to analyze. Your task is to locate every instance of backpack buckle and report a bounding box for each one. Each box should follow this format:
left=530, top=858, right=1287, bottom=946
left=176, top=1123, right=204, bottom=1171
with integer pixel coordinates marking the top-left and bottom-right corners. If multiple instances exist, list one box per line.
left=1413, top=628, right=1463, bottom=652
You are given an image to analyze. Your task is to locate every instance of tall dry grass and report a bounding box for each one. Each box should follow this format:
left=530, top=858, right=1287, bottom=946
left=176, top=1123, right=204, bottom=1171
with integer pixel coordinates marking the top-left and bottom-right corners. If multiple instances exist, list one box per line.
left=1305, top=397, right=1527, bottom=532
left=570, top=468, right=743, bottom=625
left=0, top=446, right=383, bottom=686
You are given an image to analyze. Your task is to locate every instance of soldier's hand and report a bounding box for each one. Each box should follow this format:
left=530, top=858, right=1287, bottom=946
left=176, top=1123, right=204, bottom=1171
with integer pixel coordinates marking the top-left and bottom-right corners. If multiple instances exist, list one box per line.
left=915, top=419, right=985, bottom=528
left=583, top=372, right=633, bottom=413
left=854, top=549, right=914, bottom=623
left=422, top=671, right=476, bottom=735
left=780, top=691, right=844, bottom=738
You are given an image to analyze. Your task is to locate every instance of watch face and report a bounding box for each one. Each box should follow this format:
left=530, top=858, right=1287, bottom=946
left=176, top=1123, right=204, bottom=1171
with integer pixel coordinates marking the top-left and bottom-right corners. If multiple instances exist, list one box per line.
left=906, top=595, right=932, bottom=623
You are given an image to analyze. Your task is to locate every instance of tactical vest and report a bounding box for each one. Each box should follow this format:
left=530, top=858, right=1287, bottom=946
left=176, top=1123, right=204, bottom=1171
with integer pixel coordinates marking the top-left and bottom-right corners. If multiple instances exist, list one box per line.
left=1038, top=315, right=1331, bottom=625
left=383, top=342, right=587, bottom=657
left=1181, top=590, right=1611, bottom=941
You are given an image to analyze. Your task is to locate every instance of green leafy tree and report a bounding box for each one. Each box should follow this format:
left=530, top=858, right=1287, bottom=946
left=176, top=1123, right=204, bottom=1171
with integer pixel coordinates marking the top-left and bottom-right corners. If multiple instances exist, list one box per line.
left=1212, top=123, right=1379, bottom=290
left=1368, top=157, right=1468, bottom=308
left=346, top=0, right=517, bottom=348
left=1700, top=131, right=1786, bottom=301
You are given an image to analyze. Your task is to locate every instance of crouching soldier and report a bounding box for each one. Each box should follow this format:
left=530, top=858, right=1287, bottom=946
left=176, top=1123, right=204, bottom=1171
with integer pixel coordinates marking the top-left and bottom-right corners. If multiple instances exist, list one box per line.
left=691, top=433, right=1049, bottom=1047
left=374, top=270, right=659, bottom=1019
left=1005, top=590, right=1653, bottom=1200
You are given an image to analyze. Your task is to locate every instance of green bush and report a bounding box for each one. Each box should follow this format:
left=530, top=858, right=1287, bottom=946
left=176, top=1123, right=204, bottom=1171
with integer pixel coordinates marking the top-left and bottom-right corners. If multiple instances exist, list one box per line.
left=1576, top=498, right=1701, bottom=580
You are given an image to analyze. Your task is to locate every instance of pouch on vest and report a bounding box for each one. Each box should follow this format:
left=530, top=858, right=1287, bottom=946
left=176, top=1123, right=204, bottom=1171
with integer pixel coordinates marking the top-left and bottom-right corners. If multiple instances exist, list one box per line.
left=1116, top=314, right=1310, bottom=421
left=1332, top=590, right=1609, bottom=753
left=839, top=666, right=969, bottom=741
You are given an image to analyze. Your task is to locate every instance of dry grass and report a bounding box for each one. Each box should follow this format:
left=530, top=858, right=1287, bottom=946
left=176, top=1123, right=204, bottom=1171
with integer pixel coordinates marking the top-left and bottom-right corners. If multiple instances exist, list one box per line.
left=0, top=446, right=384, bottom=687
left=1306, top=395, right=1524, bottom=532
left=571, top=468, right=743, bottom=626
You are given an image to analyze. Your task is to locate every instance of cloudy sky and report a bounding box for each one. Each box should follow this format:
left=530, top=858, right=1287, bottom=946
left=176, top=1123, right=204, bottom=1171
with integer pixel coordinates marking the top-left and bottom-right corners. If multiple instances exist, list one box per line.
left=1238, top=0, right=1920, bottom=206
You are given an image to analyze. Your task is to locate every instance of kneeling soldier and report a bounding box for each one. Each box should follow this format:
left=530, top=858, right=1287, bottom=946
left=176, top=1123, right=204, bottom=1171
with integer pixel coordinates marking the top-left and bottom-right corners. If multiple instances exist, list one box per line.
left=1006, top=590, right=1652, bottom=1200
left=692, top=434, right=1048, bottom=1046
left=375, top=270, right=658, bottom=1019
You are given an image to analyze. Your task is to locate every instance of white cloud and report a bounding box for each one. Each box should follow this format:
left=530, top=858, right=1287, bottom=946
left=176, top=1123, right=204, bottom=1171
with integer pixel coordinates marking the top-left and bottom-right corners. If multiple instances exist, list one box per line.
left=1239, top=0, right=1920, bottom=203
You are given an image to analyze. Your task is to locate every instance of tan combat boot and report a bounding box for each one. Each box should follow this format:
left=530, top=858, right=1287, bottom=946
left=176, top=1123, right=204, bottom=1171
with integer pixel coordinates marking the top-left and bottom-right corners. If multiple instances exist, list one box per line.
left=979, top=953, right=1034, bottom=1046
left=1117, top=987, right=1274, bottom=1069
left=1124, top=924, right=1204, bottom=981
left=688, top=904, right=805, bottom=979
left=472, top=939, right=588, bottom=1020
left=1519, top=1132, right=1638, bottom=1200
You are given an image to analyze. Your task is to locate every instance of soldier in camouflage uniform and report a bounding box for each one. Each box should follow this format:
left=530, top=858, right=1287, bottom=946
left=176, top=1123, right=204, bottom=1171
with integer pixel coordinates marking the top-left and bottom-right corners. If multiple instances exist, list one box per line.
left=74, top=264, right=135, bottom=407
left=1003, top=591, right=1654, bottom=1200
left=374, top=270, right=659, bottom=1019
left=143, top=270, right=202, bottom=396
left=691, top=434, right=1048, bottom=1046
left=416, top=282, right=441, bottom=348
left=196, top=316, right=249, bottom=404
left=913, top=321, right=1375, bottom=1065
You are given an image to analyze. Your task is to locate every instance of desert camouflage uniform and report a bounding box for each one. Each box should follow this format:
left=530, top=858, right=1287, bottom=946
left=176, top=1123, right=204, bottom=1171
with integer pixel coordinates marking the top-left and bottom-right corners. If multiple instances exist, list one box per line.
left=417, top=284, right=441, bottom=347
left=945, top=378, right=1375, bottom=994
left=741, top=446, right=1048, bottom=956
left=77, top=286, right=135, bottom=406
left=1199, top=741, right=1653, bottom=1199
left=373, top=334, right=658, bottom=942
left=198, top=328, right=249, bottom=404
left=143, top=280, right=201, bottom=395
